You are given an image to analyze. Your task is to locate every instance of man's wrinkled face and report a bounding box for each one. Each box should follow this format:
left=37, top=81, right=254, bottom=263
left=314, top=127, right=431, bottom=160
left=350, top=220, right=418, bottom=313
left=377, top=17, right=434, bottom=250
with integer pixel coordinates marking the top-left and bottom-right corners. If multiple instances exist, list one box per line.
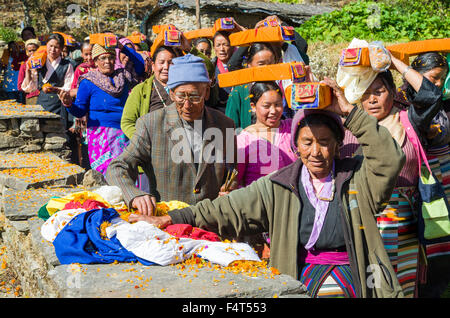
left=170, top=83, right=209, bottom=122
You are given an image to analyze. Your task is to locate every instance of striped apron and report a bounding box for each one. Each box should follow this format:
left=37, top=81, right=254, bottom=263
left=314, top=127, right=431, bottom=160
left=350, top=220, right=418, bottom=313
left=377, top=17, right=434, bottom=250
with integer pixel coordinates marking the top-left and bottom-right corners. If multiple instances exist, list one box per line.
left=299, top=263, right=356, bottom=298
left=376, top=186, right=419, bottom=298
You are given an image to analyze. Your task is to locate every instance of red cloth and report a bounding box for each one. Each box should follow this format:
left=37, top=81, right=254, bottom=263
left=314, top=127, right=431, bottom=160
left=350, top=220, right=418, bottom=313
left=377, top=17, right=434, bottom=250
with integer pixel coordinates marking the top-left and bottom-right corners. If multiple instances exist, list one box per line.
left=63, top=199, right=108, bottom=211
left=17, top=62, right=40, bottom=99
left=165, top=224, right=220, bottom=242
left=216, top=58, right=228, bottom=74
left=71, top=63, right=94, bottom=89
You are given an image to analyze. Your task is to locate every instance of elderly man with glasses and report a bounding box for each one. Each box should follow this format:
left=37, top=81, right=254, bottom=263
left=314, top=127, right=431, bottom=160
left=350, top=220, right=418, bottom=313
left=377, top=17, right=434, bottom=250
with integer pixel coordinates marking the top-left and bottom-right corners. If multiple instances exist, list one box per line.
left=106, top=54, right=237, bottom=215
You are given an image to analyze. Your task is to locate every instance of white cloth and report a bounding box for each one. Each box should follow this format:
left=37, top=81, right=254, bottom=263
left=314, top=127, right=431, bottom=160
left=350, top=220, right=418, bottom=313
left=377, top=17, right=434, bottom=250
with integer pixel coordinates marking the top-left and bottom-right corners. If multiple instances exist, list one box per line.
left=92, top=185, right=125, bottom=206
left=106, top=220, right=261, bottom=266
left=282, top=43, right=305, bottom=64
left=21, top=56, right=74, bottom=93
left=40, top=185, right=124, bottom=243
left=41, top=208, right=86, bottom=242
left=336, top=38, right=378, bottom=104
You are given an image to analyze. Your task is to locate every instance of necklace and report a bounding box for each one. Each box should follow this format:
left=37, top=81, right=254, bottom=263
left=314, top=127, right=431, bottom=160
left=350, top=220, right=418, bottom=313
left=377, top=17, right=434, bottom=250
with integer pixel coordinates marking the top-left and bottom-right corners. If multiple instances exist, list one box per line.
left=316, top=177, right=335, bottom=202
left=153, top=79, right=168, bottom=108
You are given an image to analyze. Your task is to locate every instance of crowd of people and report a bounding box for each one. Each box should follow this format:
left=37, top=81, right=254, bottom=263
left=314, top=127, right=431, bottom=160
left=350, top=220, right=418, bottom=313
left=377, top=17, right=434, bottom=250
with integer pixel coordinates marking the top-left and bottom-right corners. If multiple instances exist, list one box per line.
left=0, top=15, right=449, bottom=299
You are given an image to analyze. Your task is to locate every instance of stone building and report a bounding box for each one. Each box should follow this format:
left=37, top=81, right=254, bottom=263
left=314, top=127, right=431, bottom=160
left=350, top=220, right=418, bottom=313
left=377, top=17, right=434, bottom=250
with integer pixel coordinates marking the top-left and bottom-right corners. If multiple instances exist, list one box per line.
left=141, top=0, right=336, bottom=39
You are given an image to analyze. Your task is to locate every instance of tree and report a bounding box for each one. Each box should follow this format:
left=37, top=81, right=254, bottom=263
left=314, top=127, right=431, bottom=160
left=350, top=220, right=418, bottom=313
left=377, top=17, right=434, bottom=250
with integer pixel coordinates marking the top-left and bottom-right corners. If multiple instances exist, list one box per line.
left=17, top=0, right=63, bottom=33
left=125, top=0, right=130, bottom=36
left=18, top=0, right=33, bottom=27
left=196, top=0, right=201, bottom=29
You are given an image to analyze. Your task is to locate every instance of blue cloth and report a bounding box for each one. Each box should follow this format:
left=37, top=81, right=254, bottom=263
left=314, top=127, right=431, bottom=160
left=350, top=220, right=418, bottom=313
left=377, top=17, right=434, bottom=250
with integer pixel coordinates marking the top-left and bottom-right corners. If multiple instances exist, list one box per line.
left=69, top=79, right=128, bottom=129
left=53, top=208, right=154, bottom=265
left=167, top=54, right=210, bottom=90
left=2, top=57, right=19, bottom=92
left=120, top=45, right=145, bottom=76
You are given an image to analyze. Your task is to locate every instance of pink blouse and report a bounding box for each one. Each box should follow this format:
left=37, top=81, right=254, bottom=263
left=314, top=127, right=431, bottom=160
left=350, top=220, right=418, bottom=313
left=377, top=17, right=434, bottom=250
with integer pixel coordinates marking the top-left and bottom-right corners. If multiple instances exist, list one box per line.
left=71, top=63, right=94, bottom=89
left=236, top=119, right=298, bottom=187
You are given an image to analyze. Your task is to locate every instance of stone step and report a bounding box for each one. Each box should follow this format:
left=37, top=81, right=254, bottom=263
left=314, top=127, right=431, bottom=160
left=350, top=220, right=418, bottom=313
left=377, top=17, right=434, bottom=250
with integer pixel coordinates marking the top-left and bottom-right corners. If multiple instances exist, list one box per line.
left=0, top=153, right=84, bottom=191
left=47, top=262, right=306, bottom=298
left=2, top=186, right=87, bottom=221
left=0, top=100, right=59, bottom=119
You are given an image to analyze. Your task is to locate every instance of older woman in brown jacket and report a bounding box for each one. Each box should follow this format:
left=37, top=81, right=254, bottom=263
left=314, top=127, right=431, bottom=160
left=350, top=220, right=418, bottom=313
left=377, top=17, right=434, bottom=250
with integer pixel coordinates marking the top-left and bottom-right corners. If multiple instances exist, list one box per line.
left=129, top=77, right=406, bottom=298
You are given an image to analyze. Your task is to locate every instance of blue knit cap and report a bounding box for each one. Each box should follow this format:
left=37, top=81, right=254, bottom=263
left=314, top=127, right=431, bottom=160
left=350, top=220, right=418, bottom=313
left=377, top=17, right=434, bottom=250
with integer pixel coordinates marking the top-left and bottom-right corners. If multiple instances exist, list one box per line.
left=166, top=54, right=210, bottom=90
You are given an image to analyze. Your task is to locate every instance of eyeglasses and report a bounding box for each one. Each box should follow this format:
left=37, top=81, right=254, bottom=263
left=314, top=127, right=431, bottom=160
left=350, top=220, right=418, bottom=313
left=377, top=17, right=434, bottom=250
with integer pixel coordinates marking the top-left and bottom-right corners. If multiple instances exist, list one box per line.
left=173, top=93, right=204, bottom=104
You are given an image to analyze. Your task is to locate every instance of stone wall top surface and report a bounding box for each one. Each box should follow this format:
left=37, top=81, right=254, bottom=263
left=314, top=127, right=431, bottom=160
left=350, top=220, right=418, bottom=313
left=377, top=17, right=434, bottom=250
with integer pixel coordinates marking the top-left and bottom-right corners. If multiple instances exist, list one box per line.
left=0, top=152, right=84, bottom=191
left=0, top=100, right=60, bottom=119
left=2, top=185, right=87, bottom=221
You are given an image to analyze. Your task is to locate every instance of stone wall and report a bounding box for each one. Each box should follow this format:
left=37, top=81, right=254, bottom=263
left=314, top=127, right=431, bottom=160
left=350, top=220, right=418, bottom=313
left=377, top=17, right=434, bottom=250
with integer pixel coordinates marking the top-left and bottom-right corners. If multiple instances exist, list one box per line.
left=146, top=8, right=264, bottom=40
left=0, top=150, right=308, bottom=299
left=0, top=100, right=69, bottom=159
left=0, top=178, right=309, bottom=298
left=143, top=0, right=337, bottom=39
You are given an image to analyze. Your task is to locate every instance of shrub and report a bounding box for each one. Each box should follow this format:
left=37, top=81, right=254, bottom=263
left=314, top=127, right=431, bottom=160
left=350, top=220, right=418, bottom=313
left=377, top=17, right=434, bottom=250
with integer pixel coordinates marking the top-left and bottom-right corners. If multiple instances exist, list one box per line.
left=0, top=27, right=18, bottom=43
left=296, top=0, right=450, bottom=44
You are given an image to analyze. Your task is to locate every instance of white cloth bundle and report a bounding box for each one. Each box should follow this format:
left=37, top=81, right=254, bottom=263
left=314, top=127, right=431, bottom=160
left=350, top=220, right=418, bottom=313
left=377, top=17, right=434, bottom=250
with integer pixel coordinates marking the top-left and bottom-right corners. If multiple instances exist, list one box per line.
left=336, top=38, right=391, bottom=104
left=107, top=219, right=261, bottom=266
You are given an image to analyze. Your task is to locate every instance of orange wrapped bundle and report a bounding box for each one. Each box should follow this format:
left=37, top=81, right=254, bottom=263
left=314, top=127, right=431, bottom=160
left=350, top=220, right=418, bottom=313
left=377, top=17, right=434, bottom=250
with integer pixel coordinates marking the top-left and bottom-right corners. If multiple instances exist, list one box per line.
left=38, top=34, right=49, bottom=45
left=339, top=47, right=371, bottom=67
left=218, top=61, right=306, bottom=88
left=150, top=24, right=182, bottom=57
left=229, top=26, right=295, bottom=47
left=213, top=17, right=235, bottom=33
left=54, top=32, right=77, bottom=47
left=184, top=28, right=214, bottom=40
left=27, top=46, right=47, bottom=69
left=89, top=33, right=118, bottom=49
left=152, top=24, right=177, bottom=34
left=163, top=29, right=182, bottom=47
left=387, top=38, right=450, bottom=65
left=184, top=17, right=239, bottom=41
left=127, top=31, right=146, bottom=44
left=263, top=16, right=281, bottom=27
left=286, top=82, right=332, bottom=110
